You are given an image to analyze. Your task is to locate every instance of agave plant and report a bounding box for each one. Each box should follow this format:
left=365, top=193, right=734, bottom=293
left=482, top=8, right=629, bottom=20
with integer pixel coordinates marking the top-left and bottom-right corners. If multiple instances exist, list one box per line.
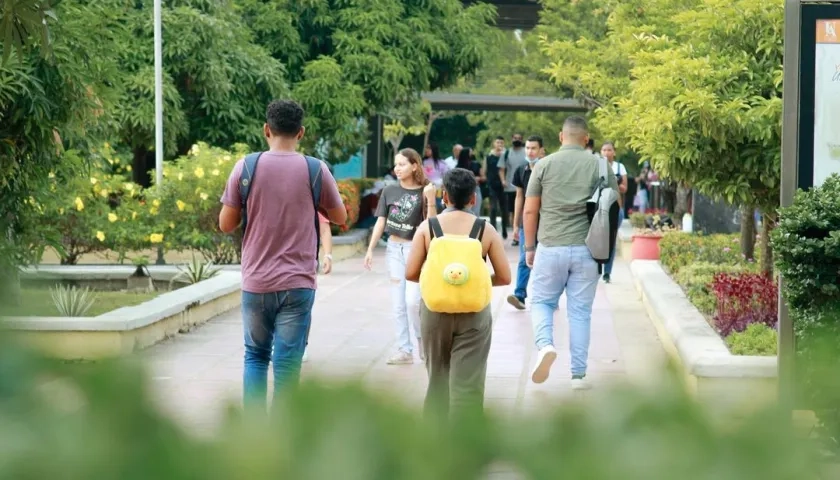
left=49, top=284, right=97, bottom=317
left=170, top=254, right=221, bottom=287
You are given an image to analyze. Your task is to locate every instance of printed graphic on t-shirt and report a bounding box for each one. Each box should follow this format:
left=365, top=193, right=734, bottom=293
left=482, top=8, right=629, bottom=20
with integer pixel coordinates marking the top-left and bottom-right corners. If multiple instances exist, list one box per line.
left=387, top=192, right=421, bottom=233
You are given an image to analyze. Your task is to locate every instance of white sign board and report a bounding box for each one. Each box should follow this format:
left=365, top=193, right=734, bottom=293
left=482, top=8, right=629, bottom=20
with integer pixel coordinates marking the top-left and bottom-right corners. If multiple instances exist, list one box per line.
left=813, top=19, right=840, bottom=187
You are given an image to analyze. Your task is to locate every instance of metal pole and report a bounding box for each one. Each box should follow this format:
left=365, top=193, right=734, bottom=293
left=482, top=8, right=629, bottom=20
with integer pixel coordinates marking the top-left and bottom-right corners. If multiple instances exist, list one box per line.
left=154, top=0, right=163, bottom=188
left=154, top=0, right=165, bottom=265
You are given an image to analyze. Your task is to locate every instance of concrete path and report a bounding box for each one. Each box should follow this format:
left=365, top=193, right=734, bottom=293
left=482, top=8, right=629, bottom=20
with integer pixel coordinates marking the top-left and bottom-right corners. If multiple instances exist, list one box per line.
left=142, top=245, right=666, bottom=437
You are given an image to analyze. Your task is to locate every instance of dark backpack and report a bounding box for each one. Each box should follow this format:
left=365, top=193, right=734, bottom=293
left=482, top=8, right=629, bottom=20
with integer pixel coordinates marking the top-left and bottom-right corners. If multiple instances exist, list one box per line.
left=239, top=152, right=325, bottom=261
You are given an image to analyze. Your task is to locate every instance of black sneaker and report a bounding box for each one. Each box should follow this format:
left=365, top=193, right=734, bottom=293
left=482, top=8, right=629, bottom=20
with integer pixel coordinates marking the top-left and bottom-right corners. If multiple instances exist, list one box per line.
left=603, top=274, right=611, bottom=283
left=511, top=238, right=519, bottom=246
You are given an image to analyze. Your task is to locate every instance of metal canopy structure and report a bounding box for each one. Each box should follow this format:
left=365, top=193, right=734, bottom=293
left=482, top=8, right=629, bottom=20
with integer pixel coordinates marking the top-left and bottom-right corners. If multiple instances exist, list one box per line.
left=465, top=0, right=541, bottom=30
left=421, top=92, right=586, bottom=112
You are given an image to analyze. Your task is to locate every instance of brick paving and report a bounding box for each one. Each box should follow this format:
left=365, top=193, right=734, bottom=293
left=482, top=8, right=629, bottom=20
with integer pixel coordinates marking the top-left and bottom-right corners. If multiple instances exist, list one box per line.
left=143, top=245, right=666, bottom=437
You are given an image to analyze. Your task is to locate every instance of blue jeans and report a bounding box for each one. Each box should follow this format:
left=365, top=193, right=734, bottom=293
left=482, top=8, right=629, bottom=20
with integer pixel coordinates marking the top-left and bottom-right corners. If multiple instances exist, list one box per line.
left=529, top=245, right=599, bottom=376
left=515, top=228, right=530, bottom=300
left=603, top=208, right=625, bottom=276
left=242, top=288, right=315, bottom=410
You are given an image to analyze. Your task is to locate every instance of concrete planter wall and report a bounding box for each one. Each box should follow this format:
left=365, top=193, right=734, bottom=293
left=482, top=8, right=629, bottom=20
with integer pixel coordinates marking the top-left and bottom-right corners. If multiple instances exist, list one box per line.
left=4, top=266, right=242, bottom=360
left=327, top=228, right=371, bottom=263
left=630, top=260, right=777, bottom=413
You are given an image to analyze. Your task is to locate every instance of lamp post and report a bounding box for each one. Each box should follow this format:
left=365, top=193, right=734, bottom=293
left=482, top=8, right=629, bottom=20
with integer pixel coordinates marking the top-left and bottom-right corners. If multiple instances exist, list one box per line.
left=154, top=0, right=165, bottom=265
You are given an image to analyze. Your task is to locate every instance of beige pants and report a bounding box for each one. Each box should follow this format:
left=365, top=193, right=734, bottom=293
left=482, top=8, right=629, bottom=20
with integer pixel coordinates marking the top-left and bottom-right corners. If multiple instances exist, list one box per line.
left=420, top=302, right=493, bottom=419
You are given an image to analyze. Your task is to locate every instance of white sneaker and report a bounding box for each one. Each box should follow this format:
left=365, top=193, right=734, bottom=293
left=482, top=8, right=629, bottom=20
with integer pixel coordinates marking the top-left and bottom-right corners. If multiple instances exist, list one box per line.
left=386, top=351, right=414, bottom=365
left=302, top=350, right=309, bottom=363
left=530, top=345, right=557, bottom=384
left=571, top=376, right=592, bottom=390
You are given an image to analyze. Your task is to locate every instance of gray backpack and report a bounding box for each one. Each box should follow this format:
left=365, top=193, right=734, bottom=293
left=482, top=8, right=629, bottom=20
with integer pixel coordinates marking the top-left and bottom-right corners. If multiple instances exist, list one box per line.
left=585, top=156, right=620, bottom=271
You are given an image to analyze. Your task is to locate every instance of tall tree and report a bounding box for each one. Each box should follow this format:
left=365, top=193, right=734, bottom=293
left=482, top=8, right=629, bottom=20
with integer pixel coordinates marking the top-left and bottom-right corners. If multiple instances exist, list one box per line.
left=236, top=0, right=498, bottom=161
left=0, top=0, right=122, bottom=294
left=111, top=0, right=288, bottom=185
left=540, top=0, right=783, bottom=269
left=592, top=0, right=783, bottom=270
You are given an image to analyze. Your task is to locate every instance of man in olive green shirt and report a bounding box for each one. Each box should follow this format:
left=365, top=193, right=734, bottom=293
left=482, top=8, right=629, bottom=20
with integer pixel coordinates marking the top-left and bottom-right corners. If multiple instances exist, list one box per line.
left=522, top=116, right=618, bottom=391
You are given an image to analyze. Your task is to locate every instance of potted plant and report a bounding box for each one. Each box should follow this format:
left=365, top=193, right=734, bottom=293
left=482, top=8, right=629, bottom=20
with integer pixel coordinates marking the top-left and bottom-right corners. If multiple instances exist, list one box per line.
left=631, top=214, right=674, bottom=260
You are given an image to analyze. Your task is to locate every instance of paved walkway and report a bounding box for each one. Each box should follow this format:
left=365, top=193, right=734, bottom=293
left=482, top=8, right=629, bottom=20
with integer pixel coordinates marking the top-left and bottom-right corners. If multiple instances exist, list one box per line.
left=143, top=245, right=666, bottom=436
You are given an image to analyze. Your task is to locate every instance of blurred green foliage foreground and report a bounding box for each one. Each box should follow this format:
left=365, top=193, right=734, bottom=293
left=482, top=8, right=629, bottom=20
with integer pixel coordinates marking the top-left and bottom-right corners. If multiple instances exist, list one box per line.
left=0, top=329, right=831, bottom=480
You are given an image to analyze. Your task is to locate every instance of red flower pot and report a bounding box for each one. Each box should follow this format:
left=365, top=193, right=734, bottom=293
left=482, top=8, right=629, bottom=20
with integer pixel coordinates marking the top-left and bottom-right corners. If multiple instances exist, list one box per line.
left=631, top=235, right=663, bottom=260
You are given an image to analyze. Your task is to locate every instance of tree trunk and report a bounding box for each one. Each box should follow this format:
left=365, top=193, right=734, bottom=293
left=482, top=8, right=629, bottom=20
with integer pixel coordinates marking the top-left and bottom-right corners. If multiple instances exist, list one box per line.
left=132, top=146, right=150, bottom=187
left=422, top=113, right=435, bottom=153
left=739, top=204, right=756, bottom=261
left=673, top=184, right=692, bottom=228
left=662, top=180, right=677, bottom=214
left=759, top=211, right=777, bottom=277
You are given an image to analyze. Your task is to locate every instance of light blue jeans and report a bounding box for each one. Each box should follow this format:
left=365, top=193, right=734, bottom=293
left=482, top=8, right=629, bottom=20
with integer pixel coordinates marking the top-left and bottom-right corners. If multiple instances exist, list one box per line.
left=529, top=244, right=599, bottom=376
left=386, top=240, right=421, bottom=353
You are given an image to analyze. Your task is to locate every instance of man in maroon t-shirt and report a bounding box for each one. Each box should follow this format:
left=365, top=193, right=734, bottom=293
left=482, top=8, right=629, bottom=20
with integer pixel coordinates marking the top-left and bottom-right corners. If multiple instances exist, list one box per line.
left=219, top=99, right=346, bottom=410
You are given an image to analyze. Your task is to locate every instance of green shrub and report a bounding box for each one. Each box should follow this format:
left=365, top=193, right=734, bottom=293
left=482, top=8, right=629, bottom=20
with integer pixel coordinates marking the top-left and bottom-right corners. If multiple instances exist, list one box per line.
left=629, top=212, right=646, bottom=229
left=30, top=148, right=145, bottom=265
left=772, top=173, right=840, bottom=452
left=0, top=330, right=824, bottom=480
left=674, top=262, right=759, bottom=315
left=660, top=232, right=757, bottom=274
left=725, top=323, right=778, bottom=356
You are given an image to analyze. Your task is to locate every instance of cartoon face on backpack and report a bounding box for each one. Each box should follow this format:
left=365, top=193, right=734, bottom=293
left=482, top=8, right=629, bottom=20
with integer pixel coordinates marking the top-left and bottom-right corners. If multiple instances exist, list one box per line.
left=443, top=263, right=470, bottom=286
left=420, top=217, right=492, bottom=314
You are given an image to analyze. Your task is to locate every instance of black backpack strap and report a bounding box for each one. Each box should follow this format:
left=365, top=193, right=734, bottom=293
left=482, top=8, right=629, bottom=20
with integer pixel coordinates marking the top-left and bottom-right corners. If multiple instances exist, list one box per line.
left=429, top=217, right=444, bottom=239
left=239, top=152, right=263, bottom=232
left=468, top=217, right=486, bottom=240
left=304, top=156, right=324, bottom=263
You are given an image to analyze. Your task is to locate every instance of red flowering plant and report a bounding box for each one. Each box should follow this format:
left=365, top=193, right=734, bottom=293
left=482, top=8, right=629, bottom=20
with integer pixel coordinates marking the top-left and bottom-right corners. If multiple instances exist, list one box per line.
left=335, top=180, right=361, bottom=233
left=710, top=272, right=778, bottom=336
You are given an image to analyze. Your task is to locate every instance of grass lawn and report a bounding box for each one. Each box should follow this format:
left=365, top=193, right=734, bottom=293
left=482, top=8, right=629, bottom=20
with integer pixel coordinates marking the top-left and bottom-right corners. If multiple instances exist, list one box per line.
left=4, top=288, right=159, bottom=317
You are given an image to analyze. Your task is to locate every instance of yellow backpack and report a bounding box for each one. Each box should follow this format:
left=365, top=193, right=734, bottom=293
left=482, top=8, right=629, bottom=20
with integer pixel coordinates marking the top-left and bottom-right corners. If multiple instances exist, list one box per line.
left=419, top=217, right=492, bottom=313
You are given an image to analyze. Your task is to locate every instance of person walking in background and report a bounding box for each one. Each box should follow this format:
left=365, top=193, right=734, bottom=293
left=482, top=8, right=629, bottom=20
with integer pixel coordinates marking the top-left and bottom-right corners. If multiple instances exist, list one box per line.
left=484, top=136, right=508, bottom=239
left=523, top=116, right=618, bottom=391
left=634, top=161, right=651, bottom=213
left=218, top=99, right=346, bottom=411
left=423, top=143, right=449, bottom=212
left=499, top=133, right=527, bottom=245
left=364, top=148, right=437, bottom=365
left=456, top=147, right=485, bottom=216
left=444, top=144, right=463, bottom=170
left=507, top=135, right=544, bottom=310
left=405, top=168, right=511, bottom=418
left=600, top=141, right=627, bottom=283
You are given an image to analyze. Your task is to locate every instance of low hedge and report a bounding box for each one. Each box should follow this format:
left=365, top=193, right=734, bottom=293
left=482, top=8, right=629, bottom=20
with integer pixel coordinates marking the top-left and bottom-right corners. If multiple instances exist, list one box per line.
left=659, top=232, right=758, bottom=275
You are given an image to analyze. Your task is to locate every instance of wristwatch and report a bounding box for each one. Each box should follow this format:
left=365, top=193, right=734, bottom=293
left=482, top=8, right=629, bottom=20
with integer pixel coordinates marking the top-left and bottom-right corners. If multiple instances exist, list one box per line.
left=524, top=245, right=536, bottom=252
left=324, top=254, right=333, bottom=260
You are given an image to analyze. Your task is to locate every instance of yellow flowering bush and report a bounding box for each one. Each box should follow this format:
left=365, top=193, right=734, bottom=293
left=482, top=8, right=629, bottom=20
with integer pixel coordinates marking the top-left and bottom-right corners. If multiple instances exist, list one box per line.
left=150, top=142, right=249, bottom=263
left=34, top=150, right=145, bottom=264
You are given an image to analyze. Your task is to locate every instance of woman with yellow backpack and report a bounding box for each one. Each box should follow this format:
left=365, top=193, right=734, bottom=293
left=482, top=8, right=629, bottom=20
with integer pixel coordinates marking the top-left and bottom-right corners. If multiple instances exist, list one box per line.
left=405, top=168, right=511, bottom=418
